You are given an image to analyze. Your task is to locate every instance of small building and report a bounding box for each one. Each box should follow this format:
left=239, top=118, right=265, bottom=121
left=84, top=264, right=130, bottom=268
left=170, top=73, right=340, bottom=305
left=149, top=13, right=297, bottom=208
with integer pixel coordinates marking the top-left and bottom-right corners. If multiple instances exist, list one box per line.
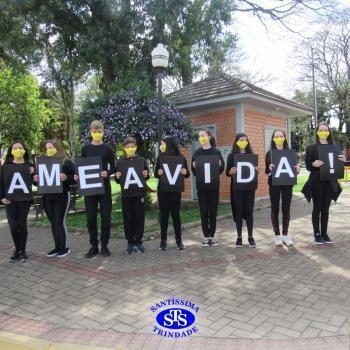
left=168, top=73, right=312, bottom=200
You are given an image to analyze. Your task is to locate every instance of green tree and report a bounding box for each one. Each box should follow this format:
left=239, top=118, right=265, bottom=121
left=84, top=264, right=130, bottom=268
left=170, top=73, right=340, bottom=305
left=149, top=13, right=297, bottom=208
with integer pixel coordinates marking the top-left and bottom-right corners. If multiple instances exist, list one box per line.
left=0, top=66, right=50, bottom=151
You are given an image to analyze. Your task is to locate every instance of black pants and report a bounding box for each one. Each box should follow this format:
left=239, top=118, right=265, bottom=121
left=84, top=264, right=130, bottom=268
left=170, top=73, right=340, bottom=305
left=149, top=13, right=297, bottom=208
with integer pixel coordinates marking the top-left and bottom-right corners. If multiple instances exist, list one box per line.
left=232, top=190, right=255, bottom=237
left=43, top=192, right=70, bottom=250
left=84, top=185, right=112, bottom=247
left=311, top=178, right=333, bottom=235
left=197, top=189, right=219, bottom=237
left=158, top=191, right=182, bottom=242
left=6, top=201, right=31, bottom=253
left=122, top=196, right=145, bottom=245
left=269, top=185, right=293, bottom=235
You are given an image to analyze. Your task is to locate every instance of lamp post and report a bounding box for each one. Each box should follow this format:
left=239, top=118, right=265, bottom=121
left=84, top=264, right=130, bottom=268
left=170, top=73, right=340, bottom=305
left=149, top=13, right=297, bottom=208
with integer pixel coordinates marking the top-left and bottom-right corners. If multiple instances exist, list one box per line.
left=151, top=44, right=169, bottom=150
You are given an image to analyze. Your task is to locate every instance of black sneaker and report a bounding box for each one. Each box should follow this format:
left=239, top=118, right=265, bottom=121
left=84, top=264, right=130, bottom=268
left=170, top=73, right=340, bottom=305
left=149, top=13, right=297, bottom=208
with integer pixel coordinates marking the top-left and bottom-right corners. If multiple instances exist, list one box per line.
left=101, top=246, right=111, bottom=257
left=159, top=241, right=168, bottom=251
left=314, top=233, right=324, bottom=245
left=47, top=248, right=60, bottom=258
left=125, top=244, right=133, bottom=254
left=176, top=240, right=185, bottom=250
left=57, top=248, right=70, bottom=258
left=9, top=250, right=19, bottom=262
left=321, top=233, right=333, bottom=244
left=136, top=243, right=145, bottom=253
left=18, top=252, right=28, bottom=261
left=85, top=246, right=99, bottom=258
left=248, top=237, right=256, bottom=248
left=236, top=237, right=243, bottom=248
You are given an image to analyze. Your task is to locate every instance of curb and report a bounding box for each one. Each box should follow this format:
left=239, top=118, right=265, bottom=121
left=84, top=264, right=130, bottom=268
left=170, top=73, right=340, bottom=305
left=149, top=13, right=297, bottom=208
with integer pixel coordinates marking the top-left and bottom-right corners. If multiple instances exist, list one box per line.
left=0, top=331, right=117, bottom=350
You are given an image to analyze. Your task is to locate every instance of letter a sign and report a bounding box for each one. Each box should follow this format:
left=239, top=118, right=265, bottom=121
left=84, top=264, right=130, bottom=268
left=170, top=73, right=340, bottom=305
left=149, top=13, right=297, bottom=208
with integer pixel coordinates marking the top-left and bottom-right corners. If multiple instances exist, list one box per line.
left=271, top=149, right=297, bottom=186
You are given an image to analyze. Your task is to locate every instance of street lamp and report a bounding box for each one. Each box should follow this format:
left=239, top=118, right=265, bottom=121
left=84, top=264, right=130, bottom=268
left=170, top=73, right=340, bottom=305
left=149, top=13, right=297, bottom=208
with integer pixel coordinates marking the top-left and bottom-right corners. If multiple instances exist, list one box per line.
left=151, top=43, right=169, bottom=150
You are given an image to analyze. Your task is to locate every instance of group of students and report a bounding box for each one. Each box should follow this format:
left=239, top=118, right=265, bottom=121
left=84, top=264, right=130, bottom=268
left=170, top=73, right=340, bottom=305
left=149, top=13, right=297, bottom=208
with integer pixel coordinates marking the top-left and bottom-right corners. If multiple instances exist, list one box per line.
left=0, top=120, right=345, bottom=261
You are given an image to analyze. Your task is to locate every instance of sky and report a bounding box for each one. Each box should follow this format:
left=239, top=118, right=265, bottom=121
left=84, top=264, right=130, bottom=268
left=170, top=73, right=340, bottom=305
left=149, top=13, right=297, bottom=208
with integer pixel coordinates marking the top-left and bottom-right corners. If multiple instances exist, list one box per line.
left=231, top=0, right=349, bottom=99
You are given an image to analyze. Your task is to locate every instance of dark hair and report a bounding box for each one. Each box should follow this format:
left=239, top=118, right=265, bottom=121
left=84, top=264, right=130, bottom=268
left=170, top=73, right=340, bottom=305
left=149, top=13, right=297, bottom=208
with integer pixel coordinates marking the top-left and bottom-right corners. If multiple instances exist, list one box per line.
left=315, top=122, right=334, bottom=144
left=162, top=136, right=182, bottom=157
left=123, top=136, right=137, bottom=147
left=4, top=140, right=30, bottom=164
left=270, top=129, right=289, bottom=150
left=199, top=128, right=216, bottom=147
left=231, top=133, right=253, bottom=154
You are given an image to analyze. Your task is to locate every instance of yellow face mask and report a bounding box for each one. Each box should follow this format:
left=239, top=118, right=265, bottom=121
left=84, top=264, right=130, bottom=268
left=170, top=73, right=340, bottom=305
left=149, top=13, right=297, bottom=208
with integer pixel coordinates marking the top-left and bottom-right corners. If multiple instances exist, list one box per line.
left=273, top=137, right=285, bottom=146
left=91, top=131, right=103, bottom=142
left=199, top=135, right=209, bottom=146
left=236, top=140, right=248, bottom=150
left=317, top=130, right=330, bottom=140
left=159, top=144, right=166, bottom=153
left=11, top=149, right=25, bottom=159
left=124, top=146, right=137, bottom=157
left=46, top=147, right=57, bottom=157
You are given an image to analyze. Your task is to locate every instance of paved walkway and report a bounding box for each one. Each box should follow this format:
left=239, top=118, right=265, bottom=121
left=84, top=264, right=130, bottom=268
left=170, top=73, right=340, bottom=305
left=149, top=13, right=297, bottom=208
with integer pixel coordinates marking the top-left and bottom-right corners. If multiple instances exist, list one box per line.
left=0, top=192, right=349, bottom=349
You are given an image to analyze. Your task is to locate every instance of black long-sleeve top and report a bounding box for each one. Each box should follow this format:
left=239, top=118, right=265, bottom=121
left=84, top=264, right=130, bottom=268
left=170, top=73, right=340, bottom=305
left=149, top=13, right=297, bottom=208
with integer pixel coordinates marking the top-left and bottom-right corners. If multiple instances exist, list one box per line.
left=0, top=161, right=35, bottom=199
left=265, top=150, right=273, bottom=186
left=191, top=147, right=225, bottom=175
left=154, top=155, right=190, bottom=191
left=80, top=143, right=116, bottom=177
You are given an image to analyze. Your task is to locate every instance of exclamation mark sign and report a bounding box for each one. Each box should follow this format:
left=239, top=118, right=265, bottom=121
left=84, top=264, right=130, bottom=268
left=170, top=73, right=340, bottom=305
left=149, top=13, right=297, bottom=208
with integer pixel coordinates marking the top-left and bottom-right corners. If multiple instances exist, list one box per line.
left=328, top=153, right=334, bottom=174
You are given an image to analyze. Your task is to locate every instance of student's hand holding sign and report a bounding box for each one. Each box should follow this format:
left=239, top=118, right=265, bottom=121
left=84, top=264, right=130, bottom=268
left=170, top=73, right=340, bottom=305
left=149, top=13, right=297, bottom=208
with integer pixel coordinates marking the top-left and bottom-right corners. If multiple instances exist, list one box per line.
left=338, top=154, right=346, bottom=162
left=295, top=165, right=301, bottom=174
left=115, top=171, right=121, bottom=179
left=180, top=168, right=187, bottom=175
left=29, top=167, right=35, bottom=175
left=33, top=174, right=39, bottom=182
left=74, top=175, right=79, bottom=182
left=269, top=163, right=275, bottom=172
left=229, top=167, right=237, bottom=175
left=60, top=173, right=67, bottom=181
left=100, top=170, right=108, bottom=178
left=158, top=169, right=164, bottom=176
left=1, top=198, right=11, bottom=205
left=312, top=160, right=324, bottom=167
left=142, top=170, right=148, bottom=178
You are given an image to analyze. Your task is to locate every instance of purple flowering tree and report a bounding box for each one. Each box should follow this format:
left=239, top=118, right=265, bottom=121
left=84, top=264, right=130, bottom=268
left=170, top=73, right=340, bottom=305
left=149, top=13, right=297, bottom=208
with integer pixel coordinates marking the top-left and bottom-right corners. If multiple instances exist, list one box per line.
left=78, top=89, right=193, bottom=162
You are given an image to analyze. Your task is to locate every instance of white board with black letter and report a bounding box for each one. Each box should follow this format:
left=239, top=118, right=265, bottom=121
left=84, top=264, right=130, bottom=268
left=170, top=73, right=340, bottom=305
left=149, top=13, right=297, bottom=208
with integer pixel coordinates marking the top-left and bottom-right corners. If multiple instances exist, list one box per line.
left=117, top=158, right=146, bottom=197
left=233, top=154, right=258, bottom=190
left=36, top=157, right=63, bottom=194
left=159, top=156, right=185, bottom=192
left=271, top=149, right=297, bottom=186
left=195, top=155, right=220, bottom=190
left=318, top=144, right=344, bottom=181
left=76, top=157, right=105, bottom=196
left=2, top=164, right=33, bottom=201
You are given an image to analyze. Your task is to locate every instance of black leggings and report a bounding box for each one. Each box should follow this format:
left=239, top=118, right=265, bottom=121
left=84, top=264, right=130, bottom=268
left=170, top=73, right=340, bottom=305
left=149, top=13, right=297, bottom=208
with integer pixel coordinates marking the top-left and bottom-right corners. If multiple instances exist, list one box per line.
left=269, top=185, right=293, bottom=235
left=122, top=196, right=145, bottom=245
left=197, top=189, right=219, bottom=237
left=311, top=179, right=333, bottom=235
left=84, top=185, right=112, bottom=247
left=43, top=192, right=70, bottom=250
left=158, top=191, right=182, bottom=242
left=5, top=201, right=31, bottom=253
left=232, top=190, right=255, bottom=237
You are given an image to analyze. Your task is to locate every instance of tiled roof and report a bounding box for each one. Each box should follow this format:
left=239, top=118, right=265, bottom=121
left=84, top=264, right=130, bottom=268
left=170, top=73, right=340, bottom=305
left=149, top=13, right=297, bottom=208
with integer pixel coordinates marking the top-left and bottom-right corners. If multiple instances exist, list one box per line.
left=167, top=73, right=311, bottom=112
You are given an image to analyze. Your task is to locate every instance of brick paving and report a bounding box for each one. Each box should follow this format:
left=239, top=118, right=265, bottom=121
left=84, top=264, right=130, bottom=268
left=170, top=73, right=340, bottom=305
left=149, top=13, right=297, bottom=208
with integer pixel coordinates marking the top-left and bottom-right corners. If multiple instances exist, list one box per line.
left=0, top=192, right=349, bottom=349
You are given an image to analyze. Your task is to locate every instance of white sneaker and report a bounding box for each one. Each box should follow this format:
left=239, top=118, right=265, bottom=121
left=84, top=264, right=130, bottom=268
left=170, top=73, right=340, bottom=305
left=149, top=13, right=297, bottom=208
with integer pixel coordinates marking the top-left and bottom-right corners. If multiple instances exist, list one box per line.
left=202, top=238, right=210, bottom=246
left=275, top=235, right=283, bottom=246
left=281, top=235, right=294, bottom=246
left=211, top=237, right=219, bottom=246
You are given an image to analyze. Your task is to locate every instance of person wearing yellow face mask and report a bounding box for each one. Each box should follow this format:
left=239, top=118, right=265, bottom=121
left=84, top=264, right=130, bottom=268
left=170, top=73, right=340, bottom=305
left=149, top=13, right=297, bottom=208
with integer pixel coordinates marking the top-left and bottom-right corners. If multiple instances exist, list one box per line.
left=265, top=130, right=300, bottom=247
left=226, top=133, right=258, bottom=248
left=154, top=136, right=190, bottom=251
left=78, top=120, right=116, bottom=258
left=191, top=129, right=225, bottom=246
left=0, top=141, right=35, bottom=261
left=115, top=136, right=149, bottom=254
left=302, top=122, right=345, bottom=244
left=33, top=140, right=75, bottom=258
